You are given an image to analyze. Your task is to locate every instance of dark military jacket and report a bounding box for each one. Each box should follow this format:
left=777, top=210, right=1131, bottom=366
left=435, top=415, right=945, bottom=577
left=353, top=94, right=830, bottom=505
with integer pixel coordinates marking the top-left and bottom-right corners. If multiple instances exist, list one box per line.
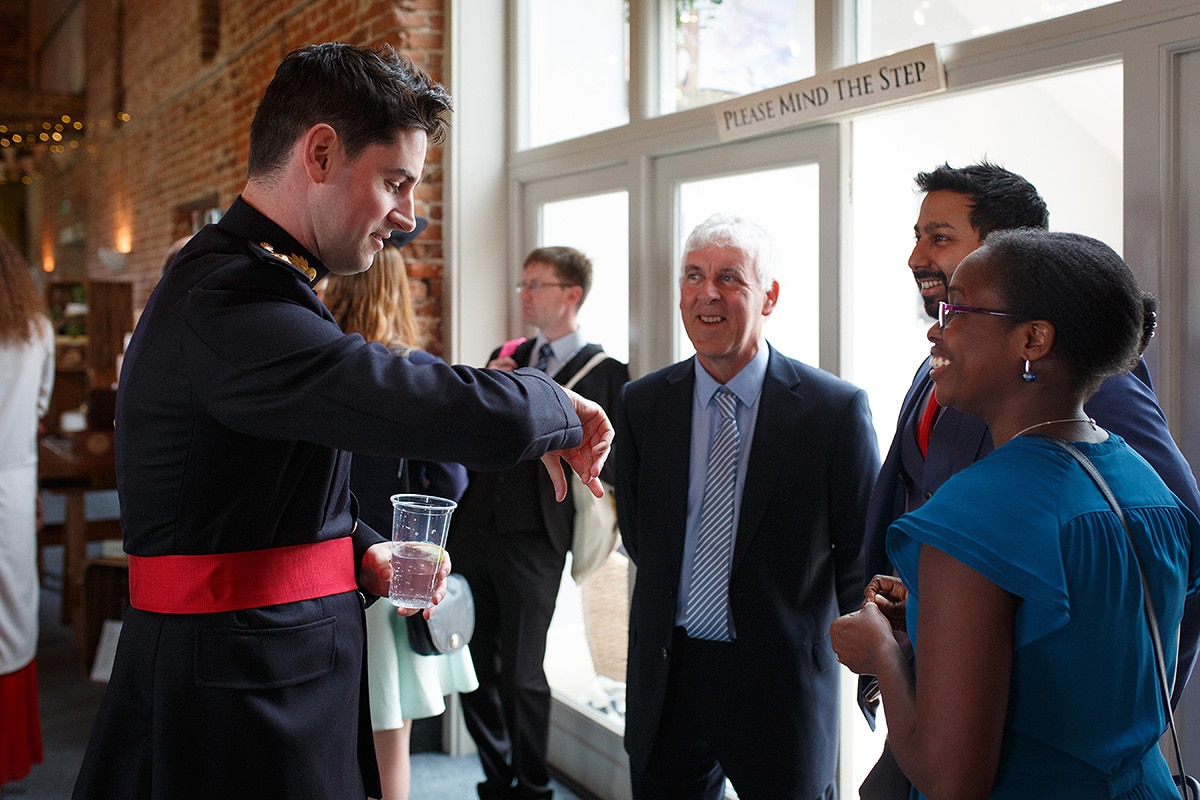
left=72, top=196, right=582, bottom=800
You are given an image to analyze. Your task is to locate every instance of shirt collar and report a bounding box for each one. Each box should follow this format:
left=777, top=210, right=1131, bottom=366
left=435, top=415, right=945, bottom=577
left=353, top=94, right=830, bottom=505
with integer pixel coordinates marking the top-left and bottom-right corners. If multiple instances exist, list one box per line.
left=693, top=343, right=770, bottom=408
left=534, top=328, right=585, bottom=361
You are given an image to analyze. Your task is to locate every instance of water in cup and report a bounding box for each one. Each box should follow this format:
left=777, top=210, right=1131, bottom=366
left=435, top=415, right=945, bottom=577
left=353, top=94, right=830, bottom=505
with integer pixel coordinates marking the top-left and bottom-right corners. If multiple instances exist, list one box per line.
left=389, top=494, right=457, bottom=608
left=389, top=541, right=445, bottom=608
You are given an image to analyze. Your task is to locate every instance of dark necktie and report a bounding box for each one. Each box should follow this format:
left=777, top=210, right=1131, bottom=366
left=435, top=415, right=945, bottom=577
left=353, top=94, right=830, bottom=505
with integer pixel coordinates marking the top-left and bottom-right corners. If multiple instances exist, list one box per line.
left=685, top=387, right=740, bottom=641
left=535, top=342, right=553, bottom=372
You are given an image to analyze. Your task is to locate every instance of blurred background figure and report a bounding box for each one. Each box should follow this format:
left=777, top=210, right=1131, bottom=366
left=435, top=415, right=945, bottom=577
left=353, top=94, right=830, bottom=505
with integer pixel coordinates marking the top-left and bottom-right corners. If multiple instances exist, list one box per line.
left=321, top=219, right=478, bottom=800
left=0, top=230, right=55, bottom=790
left=160, top=235, right=194, bottom=277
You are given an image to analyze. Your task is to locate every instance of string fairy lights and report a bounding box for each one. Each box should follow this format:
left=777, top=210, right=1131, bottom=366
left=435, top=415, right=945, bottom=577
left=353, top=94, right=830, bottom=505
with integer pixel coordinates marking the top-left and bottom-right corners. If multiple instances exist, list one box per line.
left=0, top=111, right=131, bottom=185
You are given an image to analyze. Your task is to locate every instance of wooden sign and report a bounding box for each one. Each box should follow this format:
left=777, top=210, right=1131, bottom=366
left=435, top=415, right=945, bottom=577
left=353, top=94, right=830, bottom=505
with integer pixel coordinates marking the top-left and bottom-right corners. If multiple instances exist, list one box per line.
left=714, top=44, right=946, bottom=141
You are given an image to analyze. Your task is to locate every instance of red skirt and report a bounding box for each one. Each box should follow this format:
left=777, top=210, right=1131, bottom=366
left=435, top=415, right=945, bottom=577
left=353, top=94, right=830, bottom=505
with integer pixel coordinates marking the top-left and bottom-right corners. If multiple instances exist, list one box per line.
left=0, top=660, right=43, bottom=783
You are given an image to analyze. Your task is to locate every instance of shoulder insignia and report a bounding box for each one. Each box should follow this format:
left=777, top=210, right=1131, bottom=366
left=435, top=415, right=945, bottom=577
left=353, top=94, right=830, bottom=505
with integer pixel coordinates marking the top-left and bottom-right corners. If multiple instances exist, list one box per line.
left=252, top=241, right=317, bottom=281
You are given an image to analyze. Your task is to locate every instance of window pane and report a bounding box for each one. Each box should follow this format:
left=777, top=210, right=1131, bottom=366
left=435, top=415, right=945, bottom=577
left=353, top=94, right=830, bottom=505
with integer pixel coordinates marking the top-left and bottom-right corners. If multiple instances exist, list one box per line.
left=524, top=0, right=629, bottom=148
left=857, top=0, right=1120, bottom=60
left=539, top=192, right=630, bottom=364
left=675, top=165, right=820, bottom=366
left=546, top=552, right=631, bottom=734
left=541, top=191, right=630, bottom=733
left=669, top=0, right=816, bottom=113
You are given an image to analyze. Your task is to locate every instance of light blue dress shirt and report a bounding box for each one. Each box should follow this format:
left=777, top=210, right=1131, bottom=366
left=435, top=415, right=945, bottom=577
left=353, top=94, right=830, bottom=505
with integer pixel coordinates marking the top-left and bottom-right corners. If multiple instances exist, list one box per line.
left=675, top=344, right=769, bottom=635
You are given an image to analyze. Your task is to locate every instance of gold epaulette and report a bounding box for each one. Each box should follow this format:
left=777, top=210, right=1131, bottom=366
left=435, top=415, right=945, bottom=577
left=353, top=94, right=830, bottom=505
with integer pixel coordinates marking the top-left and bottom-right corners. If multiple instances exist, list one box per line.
left=250, top=241, right=317, bottom=281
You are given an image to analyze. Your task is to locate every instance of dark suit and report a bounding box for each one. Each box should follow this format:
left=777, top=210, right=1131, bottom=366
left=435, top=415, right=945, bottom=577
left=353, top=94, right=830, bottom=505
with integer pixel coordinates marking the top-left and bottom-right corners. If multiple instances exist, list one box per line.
left=863, top=355, right=1200, bottom=720
left=450, top=338, right=628, bottom=800
left=616, top=345, right=880, bottom=799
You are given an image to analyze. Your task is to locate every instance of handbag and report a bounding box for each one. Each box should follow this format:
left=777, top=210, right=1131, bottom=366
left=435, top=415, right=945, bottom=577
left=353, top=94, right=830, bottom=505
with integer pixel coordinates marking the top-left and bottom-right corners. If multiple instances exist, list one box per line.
left=1036, top=435, right=1200, bottom=800
left=561, top=350, right=620, bottom=584
left=406, top=572, right=475, bottom=655
left=568, top=473, right=618, bottom=583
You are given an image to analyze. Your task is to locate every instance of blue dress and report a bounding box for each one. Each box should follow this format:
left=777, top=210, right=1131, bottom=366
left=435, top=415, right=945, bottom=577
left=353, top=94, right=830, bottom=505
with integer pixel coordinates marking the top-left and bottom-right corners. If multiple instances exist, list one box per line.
left=888, top=434, right=1200, bottom=799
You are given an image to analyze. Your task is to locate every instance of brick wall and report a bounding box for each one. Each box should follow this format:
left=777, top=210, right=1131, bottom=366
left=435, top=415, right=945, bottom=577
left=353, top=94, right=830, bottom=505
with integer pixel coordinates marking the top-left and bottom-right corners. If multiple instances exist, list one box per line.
left=35, top=0, right=450, bottom=354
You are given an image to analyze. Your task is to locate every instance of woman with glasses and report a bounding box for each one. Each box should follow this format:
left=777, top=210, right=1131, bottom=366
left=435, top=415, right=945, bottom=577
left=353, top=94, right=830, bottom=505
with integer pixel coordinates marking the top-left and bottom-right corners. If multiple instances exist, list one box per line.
left=831, top=228, right=1200, bottom=799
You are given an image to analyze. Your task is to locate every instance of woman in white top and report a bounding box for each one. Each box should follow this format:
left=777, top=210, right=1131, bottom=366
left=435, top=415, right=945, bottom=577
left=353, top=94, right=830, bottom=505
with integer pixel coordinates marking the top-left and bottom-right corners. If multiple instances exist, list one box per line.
left=0, top=229, right=55, bottom=788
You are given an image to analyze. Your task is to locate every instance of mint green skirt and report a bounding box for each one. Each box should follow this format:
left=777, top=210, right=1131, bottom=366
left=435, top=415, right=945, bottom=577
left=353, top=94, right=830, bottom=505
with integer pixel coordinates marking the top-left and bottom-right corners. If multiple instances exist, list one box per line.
left=365, top=597, right=479, bottom=730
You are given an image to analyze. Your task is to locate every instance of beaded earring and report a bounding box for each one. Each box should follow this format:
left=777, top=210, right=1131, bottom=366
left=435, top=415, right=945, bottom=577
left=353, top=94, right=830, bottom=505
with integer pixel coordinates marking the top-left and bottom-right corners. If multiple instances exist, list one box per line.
left=1022, top=359, right=1037, bottom=383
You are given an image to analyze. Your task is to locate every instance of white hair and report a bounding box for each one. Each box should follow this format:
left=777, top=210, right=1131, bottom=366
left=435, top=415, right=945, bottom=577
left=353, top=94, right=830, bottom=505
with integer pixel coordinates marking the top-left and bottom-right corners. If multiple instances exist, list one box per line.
left=681, top=213, right=775, bottom=290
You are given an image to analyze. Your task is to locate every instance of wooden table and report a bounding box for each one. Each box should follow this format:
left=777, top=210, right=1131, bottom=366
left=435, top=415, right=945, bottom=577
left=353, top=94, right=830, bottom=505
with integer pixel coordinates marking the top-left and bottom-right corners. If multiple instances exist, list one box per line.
left=38, top=432, right=118, bottom=641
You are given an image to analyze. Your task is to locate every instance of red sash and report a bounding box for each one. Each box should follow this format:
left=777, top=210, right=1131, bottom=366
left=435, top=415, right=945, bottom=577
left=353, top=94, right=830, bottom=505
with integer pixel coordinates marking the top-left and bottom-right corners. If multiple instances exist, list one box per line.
left=128, top=538, right=357, bottom=614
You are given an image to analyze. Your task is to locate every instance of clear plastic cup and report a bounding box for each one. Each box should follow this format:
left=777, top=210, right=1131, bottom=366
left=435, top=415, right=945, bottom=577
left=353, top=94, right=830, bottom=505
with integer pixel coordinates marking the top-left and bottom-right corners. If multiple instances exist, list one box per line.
left=388, top=493, right=456, bottom=608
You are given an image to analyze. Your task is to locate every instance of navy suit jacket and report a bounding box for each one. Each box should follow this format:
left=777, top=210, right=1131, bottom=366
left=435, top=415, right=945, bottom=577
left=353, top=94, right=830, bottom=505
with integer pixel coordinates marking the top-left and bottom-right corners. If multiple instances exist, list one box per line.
left=864, top=355, right=1200, bottom=714
left=616, top=345, right=880, bottom=795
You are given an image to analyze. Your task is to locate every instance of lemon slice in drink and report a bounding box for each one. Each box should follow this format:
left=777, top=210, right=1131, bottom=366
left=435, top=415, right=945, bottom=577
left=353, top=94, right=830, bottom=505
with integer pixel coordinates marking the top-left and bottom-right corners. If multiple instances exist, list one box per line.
left=405, top=542, right=445, bottom=563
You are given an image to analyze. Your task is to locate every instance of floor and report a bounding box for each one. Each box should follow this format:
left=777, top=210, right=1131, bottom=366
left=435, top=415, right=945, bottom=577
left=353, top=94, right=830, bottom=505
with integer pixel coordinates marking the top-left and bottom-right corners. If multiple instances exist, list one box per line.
left=2, top=540, right=589, bottom=800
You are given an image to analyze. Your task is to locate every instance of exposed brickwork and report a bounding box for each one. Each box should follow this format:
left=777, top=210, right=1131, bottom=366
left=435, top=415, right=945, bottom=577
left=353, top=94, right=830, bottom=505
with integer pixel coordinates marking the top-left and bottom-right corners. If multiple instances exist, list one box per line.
left=34, top=0, right=449, bottom=355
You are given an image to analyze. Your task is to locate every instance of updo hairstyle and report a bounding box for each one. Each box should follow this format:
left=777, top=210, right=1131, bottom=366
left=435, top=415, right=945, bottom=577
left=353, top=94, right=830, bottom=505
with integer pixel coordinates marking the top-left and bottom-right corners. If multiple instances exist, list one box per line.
left=980, top=229, right=1156, bottom=391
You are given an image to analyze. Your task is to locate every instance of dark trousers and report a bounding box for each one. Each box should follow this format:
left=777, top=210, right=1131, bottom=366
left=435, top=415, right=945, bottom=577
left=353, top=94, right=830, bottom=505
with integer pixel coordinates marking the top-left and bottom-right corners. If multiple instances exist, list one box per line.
left=458, top=527, right=567, bottom=800
left=630, top=628, right=837, bottom=800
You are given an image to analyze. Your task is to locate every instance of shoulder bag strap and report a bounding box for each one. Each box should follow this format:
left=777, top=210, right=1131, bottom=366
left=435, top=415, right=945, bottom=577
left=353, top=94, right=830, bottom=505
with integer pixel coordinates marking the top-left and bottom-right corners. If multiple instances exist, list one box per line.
left=1032, top=434, right=1198, bottom=800
left=562, top=350, right=609, bottom=391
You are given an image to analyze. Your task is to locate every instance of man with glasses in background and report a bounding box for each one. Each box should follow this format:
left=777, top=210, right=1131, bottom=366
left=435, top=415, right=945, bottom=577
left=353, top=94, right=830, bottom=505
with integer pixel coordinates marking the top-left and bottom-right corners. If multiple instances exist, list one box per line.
left=450, top=246, right=629, bottom=800
left=858, top=160, right=1200, bottom=795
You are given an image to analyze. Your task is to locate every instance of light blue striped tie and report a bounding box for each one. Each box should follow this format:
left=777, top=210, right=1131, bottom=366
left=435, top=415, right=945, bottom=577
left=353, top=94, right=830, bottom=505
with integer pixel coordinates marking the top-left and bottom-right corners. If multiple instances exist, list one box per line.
left=686, top=387, right=740, bottom=641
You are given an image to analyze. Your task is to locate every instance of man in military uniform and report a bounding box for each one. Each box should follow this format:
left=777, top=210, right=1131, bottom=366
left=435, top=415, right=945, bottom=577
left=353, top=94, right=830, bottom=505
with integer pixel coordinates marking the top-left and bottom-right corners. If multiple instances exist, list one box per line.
left=72, top=43, right=612, bottom=800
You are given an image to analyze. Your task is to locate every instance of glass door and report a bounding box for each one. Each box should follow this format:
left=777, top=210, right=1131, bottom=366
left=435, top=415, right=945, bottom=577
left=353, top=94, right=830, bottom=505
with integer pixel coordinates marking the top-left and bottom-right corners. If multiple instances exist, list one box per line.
left=537, top=187, right=631, bottom=735
left=521, top=168, right=636, bottom=800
